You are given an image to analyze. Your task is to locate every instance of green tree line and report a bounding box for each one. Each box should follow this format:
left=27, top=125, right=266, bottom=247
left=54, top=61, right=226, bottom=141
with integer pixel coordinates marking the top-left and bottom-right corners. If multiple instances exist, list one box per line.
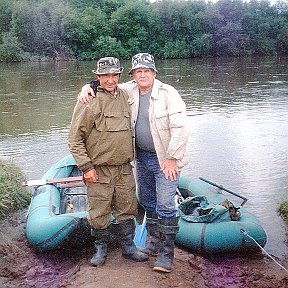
left=0, top=0, right=287, bottom=62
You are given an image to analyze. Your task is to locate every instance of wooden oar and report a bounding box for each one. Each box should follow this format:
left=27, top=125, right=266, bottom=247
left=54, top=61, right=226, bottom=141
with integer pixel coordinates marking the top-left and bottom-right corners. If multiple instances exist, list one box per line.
left=199, top=177, right=248, bottom=206
left=58, top=181, right=85, bottom=188
left=21, top=176, right=83, bottom=187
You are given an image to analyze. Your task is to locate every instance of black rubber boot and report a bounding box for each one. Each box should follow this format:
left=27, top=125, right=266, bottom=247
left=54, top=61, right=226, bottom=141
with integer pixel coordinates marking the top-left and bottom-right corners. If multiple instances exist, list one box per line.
left=140, top=211, right=160, bottom=256
left=118, top=219, right=149, bottom=262
left=90, top=228, right=110, bottom=267
left=153, top=217, right=179, bottom=273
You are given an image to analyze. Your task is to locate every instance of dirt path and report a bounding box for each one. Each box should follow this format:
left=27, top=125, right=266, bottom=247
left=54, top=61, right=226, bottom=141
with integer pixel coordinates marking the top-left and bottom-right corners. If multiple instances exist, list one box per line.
left=1, top=210, right=287, bottom=288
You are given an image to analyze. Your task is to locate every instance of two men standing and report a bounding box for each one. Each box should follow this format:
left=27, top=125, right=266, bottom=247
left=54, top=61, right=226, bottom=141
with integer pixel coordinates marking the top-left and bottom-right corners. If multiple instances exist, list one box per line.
left=69, top=53, right=189, bottom=273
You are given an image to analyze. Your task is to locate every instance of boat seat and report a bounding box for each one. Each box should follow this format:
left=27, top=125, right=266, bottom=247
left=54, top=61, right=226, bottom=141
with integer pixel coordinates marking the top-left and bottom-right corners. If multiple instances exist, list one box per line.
left=60, top=186, right=88, bottom=214
left=58, top=167, right=89, bottom=214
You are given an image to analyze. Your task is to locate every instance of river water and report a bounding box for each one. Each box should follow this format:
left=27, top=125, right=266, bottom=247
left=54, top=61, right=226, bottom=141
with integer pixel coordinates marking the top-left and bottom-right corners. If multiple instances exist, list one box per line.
left=0, top=57, right=287, bottom=258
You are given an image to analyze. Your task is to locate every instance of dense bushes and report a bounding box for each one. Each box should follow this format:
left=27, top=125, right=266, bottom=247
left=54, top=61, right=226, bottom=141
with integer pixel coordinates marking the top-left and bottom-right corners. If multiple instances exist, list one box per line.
left=0, top=32, right=28, bottom=62
left=0, top=0, right=287, bottom=62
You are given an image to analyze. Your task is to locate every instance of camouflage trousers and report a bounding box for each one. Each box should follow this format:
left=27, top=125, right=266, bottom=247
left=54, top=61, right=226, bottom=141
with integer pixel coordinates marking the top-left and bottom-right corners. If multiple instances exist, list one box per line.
left=86, top=162, right=138, bottom=229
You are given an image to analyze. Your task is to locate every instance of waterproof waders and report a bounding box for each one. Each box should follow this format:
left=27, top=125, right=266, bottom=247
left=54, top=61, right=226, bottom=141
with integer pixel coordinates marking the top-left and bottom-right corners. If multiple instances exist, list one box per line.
left=118, top=219, right=149, bottom=262
left=140, top=211, right=160, bottom=255
left=153, top=217, right=179, bottom=273
left=90, top=227, right=111, bottom=267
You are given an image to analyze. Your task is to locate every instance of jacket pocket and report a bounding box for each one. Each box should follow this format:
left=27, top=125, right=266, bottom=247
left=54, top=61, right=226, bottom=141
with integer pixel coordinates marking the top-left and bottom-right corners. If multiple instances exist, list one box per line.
left=155, top=109, right=169, bottom=130
left=104, top=111, right=130, bottom=131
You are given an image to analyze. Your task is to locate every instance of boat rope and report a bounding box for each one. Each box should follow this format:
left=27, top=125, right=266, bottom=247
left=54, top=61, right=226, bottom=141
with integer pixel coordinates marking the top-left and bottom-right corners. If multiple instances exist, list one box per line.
left=240, top=228, right=288, bottom=273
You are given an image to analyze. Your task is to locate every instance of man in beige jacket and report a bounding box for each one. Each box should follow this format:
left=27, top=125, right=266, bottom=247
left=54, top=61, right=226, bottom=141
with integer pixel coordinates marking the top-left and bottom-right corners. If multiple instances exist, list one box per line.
left=78, top=53, right=189, bottom=273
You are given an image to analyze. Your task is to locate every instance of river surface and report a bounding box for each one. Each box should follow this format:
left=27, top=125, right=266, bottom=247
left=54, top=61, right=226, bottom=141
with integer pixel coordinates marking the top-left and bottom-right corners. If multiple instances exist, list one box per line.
left=0, top=56, right=287, bottom=258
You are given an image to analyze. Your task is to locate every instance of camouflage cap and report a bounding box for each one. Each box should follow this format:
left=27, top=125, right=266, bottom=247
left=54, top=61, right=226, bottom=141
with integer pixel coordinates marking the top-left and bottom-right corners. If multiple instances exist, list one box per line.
left=128, top=53, right=158, bottom=76
left=92, top=57, right=124, bottom=75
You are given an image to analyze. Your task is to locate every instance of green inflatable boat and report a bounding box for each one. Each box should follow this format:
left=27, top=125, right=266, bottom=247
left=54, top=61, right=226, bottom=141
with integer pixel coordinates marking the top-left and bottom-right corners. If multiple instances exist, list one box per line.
left=25, top=155, right=90, bottom=250
left=176, top=177, right=267, bottom=253
left=25, top=155, right=267, bottom=253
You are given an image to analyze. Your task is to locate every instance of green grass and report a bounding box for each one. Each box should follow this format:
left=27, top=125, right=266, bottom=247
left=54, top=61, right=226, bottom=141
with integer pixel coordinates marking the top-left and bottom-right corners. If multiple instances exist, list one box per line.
left=279, top=201, right=288, bottom=224
left=0, top=160, right=31, bottom=219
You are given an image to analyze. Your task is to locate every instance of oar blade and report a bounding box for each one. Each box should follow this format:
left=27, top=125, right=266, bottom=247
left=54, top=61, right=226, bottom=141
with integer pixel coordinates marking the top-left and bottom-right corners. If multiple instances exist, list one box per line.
left=22, top=179, right=47, bottom=187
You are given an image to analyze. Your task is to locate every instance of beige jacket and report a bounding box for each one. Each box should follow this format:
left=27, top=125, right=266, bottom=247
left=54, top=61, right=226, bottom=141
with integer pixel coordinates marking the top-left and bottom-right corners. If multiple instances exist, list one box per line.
left=120, top=79, right=189, bottom=169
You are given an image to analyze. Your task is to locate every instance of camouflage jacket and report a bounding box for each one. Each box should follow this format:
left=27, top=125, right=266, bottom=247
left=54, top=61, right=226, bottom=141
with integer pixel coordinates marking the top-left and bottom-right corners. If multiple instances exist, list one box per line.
left=68, top=87, right=133, bottom=173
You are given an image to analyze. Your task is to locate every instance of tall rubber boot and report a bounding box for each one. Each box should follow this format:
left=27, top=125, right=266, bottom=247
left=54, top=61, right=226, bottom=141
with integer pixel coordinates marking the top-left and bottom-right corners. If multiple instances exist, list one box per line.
left=90, top=228, right=110, bottom=267
left=118, top=219, right=149, bottom=262
left=153, top=217, right=179, bottom=273
left=140, top=211, right=160, bottom=256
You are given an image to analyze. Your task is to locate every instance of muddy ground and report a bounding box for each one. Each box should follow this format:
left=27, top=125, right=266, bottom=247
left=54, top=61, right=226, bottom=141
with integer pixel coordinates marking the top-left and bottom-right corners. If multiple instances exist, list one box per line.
left=0, top=209, right=287, bottom=288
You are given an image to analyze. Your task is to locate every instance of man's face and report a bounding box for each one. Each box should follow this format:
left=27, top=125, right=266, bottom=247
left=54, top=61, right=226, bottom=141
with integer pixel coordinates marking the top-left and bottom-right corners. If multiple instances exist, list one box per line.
left=132, top=68, right=156, bottom=91
left=97, top=73, right=120, bottom=94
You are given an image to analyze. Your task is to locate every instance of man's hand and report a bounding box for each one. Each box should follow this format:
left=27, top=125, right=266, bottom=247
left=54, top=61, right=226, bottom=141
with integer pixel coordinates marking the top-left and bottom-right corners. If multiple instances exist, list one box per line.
left=78, top=84, right=95, bottom=104
left=84, top=168, right=98, bottom=183
left=161, top=159, right=179, bottom=181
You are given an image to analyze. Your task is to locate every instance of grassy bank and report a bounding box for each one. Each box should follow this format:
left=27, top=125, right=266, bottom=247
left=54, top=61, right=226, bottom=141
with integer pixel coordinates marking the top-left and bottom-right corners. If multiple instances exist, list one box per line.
left=0, top=160, right=31, bottom=219
left=279, top=201, right=288, bottom=225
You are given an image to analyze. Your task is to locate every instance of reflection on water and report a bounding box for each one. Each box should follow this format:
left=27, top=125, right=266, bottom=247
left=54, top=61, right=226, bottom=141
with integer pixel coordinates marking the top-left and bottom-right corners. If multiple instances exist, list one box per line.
left=0, top=57, right=288, bottom=257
